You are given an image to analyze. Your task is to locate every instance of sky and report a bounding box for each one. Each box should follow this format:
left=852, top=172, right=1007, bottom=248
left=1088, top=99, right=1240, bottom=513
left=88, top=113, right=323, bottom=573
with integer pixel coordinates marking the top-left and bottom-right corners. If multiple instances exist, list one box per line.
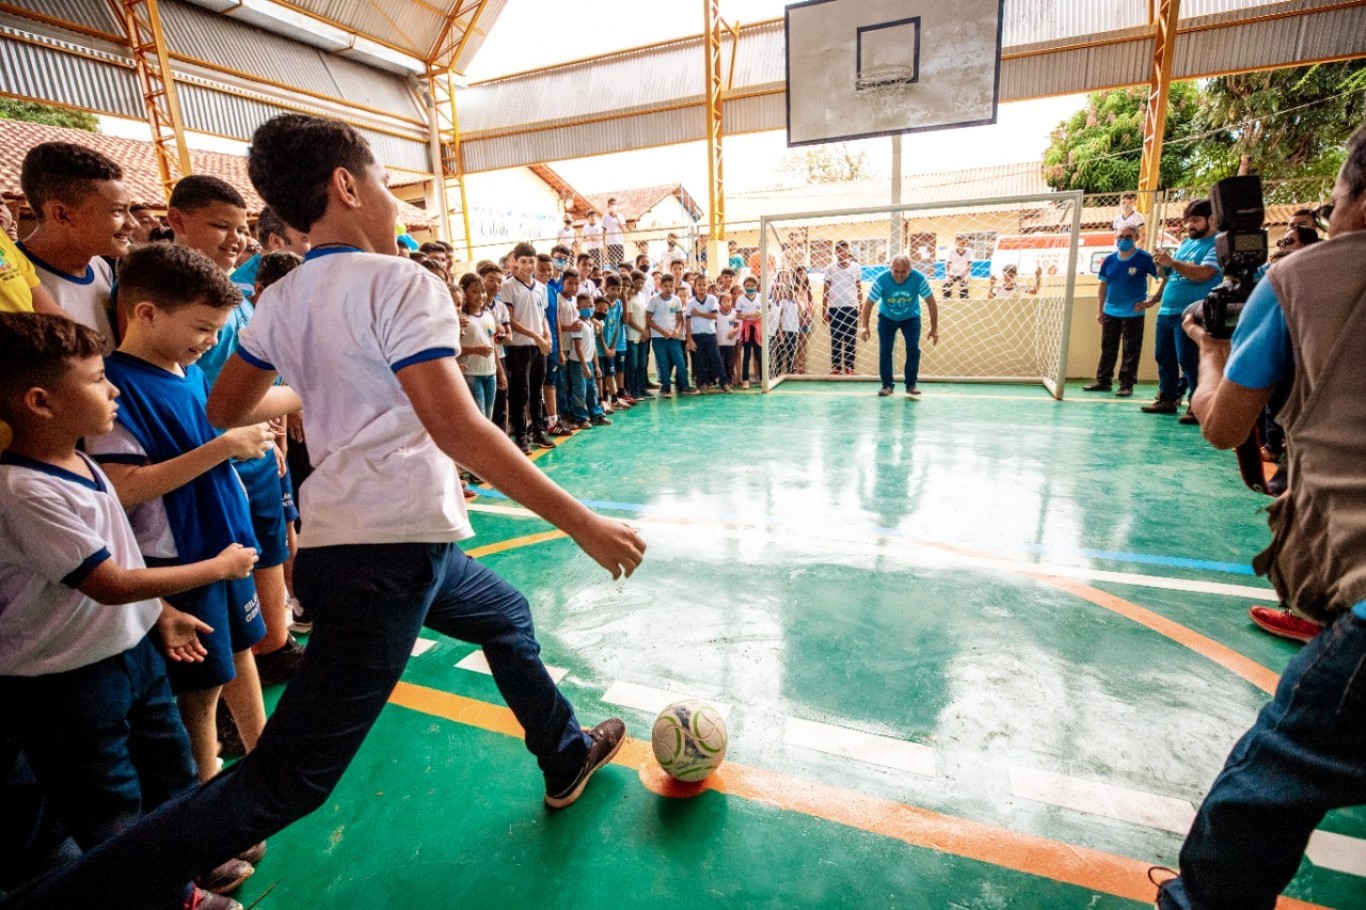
left=100, top=0, right=1090, bottom=199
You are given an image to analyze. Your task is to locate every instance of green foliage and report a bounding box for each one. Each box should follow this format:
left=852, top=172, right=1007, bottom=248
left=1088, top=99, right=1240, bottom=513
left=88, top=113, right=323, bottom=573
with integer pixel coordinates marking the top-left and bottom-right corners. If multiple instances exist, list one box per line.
left=0, top=99, right=99, bottom=132
left=1191, top=62, right=1363, bottom=184
left=1042, top=85, right=1201, bottom=194
left=781, top=143, right=873, bottom=184
left=1043, top=64, right=1365, bottom=193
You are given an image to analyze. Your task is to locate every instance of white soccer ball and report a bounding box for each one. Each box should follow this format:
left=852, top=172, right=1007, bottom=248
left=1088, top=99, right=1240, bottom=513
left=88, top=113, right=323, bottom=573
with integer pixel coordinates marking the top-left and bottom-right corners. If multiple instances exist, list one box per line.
left=651, top=699, right=728, bottom=782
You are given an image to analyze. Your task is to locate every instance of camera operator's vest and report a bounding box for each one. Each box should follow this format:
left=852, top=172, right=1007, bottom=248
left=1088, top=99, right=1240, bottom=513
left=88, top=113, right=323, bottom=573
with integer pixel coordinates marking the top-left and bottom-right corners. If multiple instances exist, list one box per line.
left=1254, top=231, right=1366, bottom=622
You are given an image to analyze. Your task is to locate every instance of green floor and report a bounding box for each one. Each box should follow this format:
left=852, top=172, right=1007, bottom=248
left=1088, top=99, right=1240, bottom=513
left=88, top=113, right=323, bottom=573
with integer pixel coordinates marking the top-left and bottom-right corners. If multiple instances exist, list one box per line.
left=240, top=381, right=1366, bottom=909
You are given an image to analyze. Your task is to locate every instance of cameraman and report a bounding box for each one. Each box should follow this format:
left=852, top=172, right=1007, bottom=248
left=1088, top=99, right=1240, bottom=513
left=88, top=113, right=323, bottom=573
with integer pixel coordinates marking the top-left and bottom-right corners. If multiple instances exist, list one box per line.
left=1156, top=125, right=1366, bottom=909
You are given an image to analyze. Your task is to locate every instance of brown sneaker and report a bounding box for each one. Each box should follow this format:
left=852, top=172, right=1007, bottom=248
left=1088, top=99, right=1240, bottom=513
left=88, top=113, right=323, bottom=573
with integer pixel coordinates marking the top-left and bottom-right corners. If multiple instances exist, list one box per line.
left=184, top=887, right=243, bottom=910
left=544, top=718, right=626, bottom=809
left=1140, top=397, right=1178, bottom=414
left=237, top=841, right=266, bottom=866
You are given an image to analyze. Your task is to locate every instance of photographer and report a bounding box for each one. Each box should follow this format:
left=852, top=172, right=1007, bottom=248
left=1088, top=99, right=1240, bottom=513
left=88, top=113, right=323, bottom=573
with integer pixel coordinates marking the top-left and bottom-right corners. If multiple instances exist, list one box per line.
left=1155, top=125, right=1366, bottom=910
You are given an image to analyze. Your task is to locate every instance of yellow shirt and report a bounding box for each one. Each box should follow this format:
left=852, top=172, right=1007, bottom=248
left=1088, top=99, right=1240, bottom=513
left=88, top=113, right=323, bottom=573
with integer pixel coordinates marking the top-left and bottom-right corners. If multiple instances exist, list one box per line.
left=0, top=232, right=39, bottom=313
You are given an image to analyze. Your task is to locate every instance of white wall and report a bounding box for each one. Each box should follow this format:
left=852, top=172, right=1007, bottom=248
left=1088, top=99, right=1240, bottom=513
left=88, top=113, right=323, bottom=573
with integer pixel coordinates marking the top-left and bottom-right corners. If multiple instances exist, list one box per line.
left=449, top=166, right=564, bottom=257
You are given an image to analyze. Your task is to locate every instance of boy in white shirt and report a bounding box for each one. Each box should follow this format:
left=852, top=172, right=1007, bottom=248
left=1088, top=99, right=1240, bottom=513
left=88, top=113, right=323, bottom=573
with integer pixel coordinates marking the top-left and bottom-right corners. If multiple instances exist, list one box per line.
left=822, top=240, right=863, bottom=374
left=943, top=236, right=973, bottom=300
left=18, top=142, right=137, bottom=348
left=582, top=211, right=605, bottom=268
left=685, top=283, right=728, bottom=392
left=500, top=243, right=553, bottom=453
left=8, top=113, right=647, bottom=910
left=645, top=274, right=696, bottom=398
left=623, top=270, right=653, bottom=401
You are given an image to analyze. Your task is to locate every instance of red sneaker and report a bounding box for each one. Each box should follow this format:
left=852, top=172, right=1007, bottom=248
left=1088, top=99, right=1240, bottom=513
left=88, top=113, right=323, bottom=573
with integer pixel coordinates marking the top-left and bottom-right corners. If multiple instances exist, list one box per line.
left=1249, top=606, right=1322, bottom=643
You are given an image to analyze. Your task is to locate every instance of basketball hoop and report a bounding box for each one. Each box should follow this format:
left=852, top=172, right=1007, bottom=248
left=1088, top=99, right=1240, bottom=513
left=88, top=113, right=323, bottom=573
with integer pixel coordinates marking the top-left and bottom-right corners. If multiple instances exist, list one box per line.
left=855, top=64, right=915, bottom=118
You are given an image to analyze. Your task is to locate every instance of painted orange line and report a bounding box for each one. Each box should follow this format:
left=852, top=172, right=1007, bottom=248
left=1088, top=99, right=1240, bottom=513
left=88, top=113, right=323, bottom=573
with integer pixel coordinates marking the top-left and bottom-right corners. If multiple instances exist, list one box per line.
left=464, top=529, right=566, bottom=559
left=387, top=681, right=1329, bottom=910
left=1034, top=575, right=1281, bottom=695
left=924, top=540, right=1281, bottom=695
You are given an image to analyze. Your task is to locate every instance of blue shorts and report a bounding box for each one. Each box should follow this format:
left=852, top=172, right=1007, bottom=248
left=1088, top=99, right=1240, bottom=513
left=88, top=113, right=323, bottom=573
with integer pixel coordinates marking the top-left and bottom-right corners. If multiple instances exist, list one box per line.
left=149, top=566, right=264, bottom=693
left=280, top=463, right=299, bottom=524
left=598, top=352, right=616, bottom=376
left=543, top=354, right=560, bottom=387
left=235, top=454, right=289, bottom=568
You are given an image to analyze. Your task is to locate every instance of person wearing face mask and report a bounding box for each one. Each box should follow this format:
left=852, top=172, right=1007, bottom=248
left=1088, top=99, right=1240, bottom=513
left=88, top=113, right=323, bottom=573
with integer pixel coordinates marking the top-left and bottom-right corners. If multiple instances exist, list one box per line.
left=735, top=276, right=764, bottom=389
left=1142, top=199, right=1222, bottom=423
left=1084, top=226, right=1159, bottom=397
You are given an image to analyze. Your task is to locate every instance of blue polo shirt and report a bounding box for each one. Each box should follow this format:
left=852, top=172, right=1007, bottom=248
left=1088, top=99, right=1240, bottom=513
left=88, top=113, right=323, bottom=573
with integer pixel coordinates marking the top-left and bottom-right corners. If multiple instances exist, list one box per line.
left=1098, top=250, right=1159, bottom=317
left=1159, top=235, right=1221, bottom=315
left=868, top=270, right=932, bottom=320
left=1224, top=277, right=1289, bottom=391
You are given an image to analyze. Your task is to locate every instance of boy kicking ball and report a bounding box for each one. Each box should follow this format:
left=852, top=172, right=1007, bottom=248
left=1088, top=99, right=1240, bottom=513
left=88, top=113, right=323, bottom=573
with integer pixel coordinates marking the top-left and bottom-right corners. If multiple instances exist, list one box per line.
left=0, top=113, right=646, bottom=910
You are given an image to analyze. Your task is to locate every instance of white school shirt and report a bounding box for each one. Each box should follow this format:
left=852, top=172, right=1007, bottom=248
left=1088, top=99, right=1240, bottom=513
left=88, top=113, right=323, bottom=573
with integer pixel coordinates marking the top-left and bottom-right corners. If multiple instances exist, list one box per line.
left=646, top=294, right=682, bottom=339
left=568, top=314, right=594, bottom=363
left=237, top=247, right=471, bottom=548
left=825, top=261, right=862, bottom=309
left=715, top=307, right=737, bottom=344
left=23, top=248, right=115, bottom=351
left=946, top=248, right=972, bottom=278
left=582, top=222, right=604, bottom=251
left=490, top=297, right=510, bottom=359
left=557, top=294, right=582, bottom=351
left=556, top=227, right=576, bottom=247
left=687, top=294, right=718, bottom=335
left=1113, top=209, right=1146, bottom=233
left=601, top=214, right=624, bottom=247
left=84, top=422, right=178, bottom=558
left=625, top=292, right=648, bottom=343
left=499, top=276, right=545, bottom=346
left=0, top=453, right=160, bottom=676
left=458, top=309, right=497, bottom=377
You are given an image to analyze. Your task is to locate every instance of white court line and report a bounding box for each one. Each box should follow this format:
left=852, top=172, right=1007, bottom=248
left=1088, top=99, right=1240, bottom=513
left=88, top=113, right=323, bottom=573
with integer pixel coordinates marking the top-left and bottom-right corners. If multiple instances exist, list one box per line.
left=411, top=638, right=438, bottom=657
left=456, top=649, right=568, bottom=684
left=464, top=502, right=1271, bottom=600
left=782, top=716, right=935, bottom=777
left=1306, top=830, right=1366, bottom=878
left=602, top=680, right=732, bottom=719
left=1008, top=766, right=1196, bottom=834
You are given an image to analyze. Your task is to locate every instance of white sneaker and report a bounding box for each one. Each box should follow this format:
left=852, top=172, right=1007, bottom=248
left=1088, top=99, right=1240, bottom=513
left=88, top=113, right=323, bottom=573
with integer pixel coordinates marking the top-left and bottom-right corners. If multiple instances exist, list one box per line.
left=287, top=597, right=312, bottom=634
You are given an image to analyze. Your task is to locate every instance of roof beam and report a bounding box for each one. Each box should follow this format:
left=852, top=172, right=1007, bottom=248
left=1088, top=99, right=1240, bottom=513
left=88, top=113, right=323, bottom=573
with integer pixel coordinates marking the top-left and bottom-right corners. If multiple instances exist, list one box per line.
left=425, top=0, right=488, bottom=71
left=108, top=0, right=192, bottom=201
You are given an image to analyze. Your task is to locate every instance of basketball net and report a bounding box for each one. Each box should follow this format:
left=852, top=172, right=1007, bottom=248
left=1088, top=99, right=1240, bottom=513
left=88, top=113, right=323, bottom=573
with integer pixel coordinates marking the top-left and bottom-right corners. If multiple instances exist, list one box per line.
left=855, top=64, right=916, bottom=119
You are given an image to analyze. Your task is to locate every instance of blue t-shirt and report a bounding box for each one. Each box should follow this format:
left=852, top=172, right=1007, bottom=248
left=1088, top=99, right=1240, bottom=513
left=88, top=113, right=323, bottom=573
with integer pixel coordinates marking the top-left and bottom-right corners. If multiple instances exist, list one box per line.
left=610, top=299, right=627, bottom=352
left=196, top=294, right=254, bottom=387
left=1159, top=235, right=1221, bottom=315
left=868, top=270, right=931, bottom=320
left=230, top=253, right=260, bottom=296
left=1098, top=250, right=1159, bottom=317
left=545, top=278, right=562, bottom=357
left=1224, top=278, right=1290, bottom=391
left=597, top=303, right=622, bottom=356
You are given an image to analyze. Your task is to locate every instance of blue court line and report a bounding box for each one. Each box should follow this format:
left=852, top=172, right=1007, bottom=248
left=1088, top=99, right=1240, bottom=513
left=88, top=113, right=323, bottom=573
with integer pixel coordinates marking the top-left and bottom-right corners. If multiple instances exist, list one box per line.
left=472, top=488, right=1257, bottom=577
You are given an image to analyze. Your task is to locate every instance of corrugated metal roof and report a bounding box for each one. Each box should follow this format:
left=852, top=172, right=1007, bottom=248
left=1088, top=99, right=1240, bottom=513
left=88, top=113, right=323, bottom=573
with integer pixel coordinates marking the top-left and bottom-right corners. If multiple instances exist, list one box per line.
left=0, top=22, right=143, bottom=119
left=175, top=82, right=431, bottom=172
left=159, top=0, right=423, bottom=119
left=450, top=0, right=511, bottom=74
left=274, top=0, right=444, bottom=57
left=3, top=0, right=123, bottom=37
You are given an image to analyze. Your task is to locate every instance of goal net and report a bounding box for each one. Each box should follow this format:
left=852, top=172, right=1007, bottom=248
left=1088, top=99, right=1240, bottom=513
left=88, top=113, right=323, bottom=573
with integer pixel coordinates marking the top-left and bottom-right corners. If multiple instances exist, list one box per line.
left=756, top=191, right=1084, bottom=399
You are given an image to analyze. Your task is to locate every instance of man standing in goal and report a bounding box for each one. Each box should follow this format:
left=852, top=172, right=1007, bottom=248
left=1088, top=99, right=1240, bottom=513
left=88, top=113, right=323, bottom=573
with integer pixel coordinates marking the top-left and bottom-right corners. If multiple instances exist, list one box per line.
left=859, top=254, right=938, bottom=397
left=823, top=240, right=862, bottom=374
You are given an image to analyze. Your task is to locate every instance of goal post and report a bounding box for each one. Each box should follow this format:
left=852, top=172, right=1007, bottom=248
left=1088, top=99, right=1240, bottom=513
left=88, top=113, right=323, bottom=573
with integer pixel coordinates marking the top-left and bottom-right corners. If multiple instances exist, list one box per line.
left=757, top=190, right=1084, bottom=399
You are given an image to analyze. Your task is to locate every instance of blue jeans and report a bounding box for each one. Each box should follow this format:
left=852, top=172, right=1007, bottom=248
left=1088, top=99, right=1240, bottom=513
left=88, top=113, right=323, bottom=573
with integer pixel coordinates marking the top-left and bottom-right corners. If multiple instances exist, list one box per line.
left=877, top=314, right=922, bottom=390
left=1158, top=605, right=1366, bottom=910
left=465, top=373, right=496, bottom=419
left=567, top=360, right=592, bottom=423
left=626, top=340, right=648, bottom=397
left=0, top=636, right=198, bottom=907
left=1155, top=312, right=1200, bottom=402
left=1, top=543, right=592, bottom=909
left=651, top=337, right=690, bottom=393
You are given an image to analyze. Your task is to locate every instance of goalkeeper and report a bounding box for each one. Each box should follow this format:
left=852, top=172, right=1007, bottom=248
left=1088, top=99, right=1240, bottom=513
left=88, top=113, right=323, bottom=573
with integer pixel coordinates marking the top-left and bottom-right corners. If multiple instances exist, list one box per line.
left=859, top=254, right=939, bottom=398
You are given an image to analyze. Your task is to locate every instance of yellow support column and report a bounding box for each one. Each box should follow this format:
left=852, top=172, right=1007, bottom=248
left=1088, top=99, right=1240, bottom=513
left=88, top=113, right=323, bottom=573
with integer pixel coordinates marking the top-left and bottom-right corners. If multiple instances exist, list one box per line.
left=111, top=0, right=192, bottom=201
left=445, top=72, right=475, bottom=262
left=1138, top=0, right=1181, bottom=199
left=704, top=0, right=725, bottom=245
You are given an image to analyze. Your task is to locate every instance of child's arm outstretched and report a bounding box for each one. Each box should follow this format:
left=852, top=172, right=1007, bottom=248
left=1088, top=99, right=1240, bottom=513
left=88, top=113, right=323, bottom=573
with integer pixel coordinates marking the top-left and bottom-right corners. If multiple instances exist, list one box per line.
left=101, top=423, right=275, bottom=508
left=210, top=356, right=645, bottom=578
left=78, top=543, right=258, bottom=606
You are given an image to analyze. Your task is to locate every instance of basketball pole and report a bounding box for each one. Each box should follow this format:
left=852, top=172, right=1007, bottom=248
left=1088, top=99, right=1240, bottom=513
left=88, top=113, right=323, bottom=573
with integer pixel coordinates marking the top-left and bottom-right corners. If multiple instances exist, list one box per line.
left=890, top=134, right=903, bottom=256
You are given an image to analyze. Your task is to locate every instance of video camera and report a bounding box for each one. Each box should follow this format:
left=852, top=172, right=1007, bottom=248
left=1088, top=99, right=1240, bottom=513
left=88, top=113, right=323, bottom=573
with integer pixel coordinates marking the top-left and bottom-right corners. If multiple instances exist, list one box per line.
left=1189, top=175, right=1268, bottom=339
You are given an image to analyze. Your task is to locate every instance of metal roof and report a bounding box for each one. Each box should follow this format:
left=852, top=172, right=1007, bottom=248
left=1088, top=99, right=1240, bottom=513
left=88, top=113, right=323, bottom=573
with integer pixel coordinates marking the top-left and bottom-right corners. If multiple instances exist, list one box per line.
left=456, top=0, right=1366, bottom=172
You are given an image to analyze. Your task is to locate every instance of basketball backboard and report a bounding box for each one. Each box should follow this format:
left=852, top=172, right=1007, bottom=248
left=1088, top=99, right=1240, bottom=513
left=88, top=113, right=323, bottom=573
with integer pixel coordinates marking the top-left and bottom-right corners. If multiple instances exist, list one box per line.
left=785, top=0, right=1005, bottom=146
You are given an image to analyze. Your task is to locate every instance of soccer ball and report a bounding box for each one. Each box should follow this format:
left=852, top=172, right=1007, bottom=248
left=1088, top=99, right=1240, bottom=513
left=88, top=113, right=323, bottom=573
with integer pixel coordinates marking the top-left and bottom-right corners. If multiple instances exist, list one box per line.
left=651, top=700, right=728, bottom=782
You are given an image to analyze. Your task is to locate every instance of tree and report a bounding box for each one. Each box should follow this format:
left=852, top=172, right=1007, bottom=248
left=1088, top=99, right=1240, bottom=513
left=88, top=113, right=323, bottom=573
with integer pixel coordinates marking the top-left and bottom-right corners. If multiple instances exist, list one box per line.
left=1042, top=84, right=1202, bottom=193
left=1193, top=63, right=1364, bottom=182
left=0, top=99, right=99, bottom=132
left=781, top=143, right=873, bottom=184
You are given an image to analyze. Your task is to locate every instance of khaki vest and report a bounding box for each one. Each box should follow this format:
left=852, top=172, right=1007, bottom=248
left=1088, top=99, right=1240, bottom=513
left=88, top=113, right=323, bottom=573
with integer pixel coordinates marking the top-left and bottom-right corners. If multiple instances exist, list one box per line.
left=1253, top=231, right=1366, bottom=622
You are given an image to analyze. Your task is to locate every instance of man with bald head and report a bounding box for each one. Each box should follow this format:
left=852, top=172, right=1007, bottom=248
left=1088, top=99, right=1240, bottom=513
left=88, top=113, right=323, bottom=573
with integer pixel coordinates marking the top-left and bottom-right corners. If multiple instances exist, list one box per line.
left=859, top=254, right=939, bottom=397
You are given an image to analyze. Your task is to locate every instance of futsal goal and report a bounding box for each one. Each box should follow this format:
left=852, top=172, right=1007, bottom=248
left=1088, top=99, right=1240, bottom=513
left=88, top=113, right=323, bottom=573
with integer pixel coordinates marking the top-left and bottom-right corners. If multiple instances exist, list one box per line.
left=756, top=191, right=1084, bottom=399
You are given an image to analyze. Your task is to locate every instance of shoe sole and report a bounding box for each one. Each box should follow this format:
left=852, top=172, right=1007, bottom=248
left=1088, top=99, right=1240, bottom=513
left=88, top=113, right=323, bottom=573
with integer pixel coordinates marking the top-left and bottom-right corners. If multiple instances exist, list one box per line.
left=197, top=864, right=253, bottom=895
left=543, top=732, right=625, bottom=809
